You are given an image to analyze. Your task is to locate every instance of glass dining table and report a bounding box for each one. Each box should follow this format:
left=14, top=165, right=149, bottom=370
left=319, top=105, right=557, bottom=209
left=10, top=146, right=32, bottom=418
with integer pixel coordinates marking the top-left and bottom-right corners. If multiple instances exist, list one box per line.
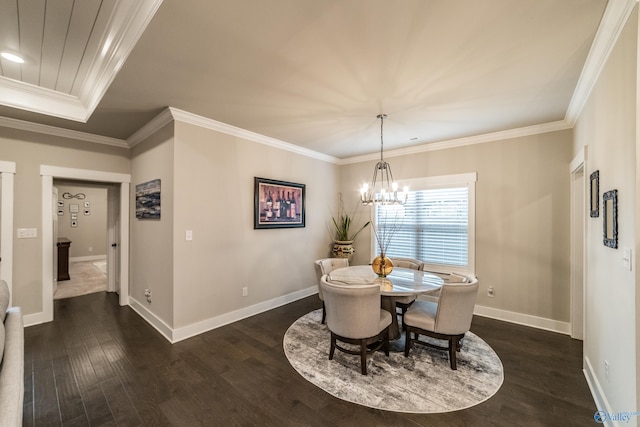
left=327, top=265, right=444, bottom=344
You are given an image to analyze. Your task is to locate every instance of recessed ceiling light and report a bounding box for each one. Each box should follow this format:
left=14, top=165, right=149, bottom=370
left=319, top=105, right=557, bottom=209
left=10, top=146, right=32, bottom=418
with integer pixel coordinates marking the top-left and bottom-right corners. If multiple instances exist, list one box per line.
left=1, top=51, right=25, bottom=64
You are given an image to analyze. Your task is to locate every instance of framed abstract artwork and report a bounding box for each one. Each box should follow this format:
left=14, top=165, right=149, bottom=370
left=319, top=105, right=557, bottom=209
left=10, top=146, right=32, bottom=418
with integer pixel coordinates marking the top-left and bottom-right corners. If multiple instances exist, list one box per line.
left=136, top=179, right=161, bottom=219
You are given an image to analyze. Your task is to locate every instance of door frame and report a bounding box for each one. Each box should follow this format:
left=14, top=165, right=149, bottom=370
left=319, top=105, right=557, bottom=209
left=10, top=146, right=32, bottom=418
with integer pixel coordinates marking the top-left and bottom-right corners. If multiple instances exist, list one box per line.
left=0, top=161, right=15, bottom=306
left=41, top=165, right=130, bottom=323
left=570, top=148, right=586, bottom=340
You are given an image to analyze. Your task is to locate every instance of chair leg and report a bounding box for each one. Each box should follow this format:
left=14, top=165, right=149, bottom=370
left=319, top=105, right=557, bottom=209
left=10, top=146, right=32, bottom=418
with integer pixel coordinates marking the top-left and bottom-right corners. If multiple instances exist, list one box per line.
left=329, top=333, right=336, bottom=360
left=321, top=302, right=326, bottom=324
left=449, top=337, right=457, bottom=370
left=404, top=328, right=412, bottom=357
left=383, top=329, right=390, bottom=357
left=360, top=340, right=367, bottom=375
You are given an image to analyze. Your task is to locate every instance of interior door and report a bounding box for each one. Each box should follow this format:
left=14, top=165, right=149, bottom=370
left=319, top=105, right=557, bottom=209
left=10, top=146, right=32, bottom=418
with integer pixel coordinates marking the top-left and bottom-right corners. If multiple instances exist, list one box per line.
left=107, top=185, right=121, bottom=294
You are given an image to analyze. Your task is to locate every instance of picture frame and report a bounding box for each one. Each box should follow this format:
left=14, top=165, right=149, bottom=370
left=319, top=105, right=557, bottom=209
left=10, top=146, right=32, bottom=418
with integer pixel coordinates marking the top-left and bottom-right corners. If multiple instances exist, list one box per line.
left=70, top=220, right=78, bottom=228
left=69, top=204, right=79, bottom=213
left=71, top=213, right=78, bottom=220
left=254, top=177, right=305, bottom=229
left=590, top=170, right=599, bottom=218
left=603, top=189, right=618, bottom=249
left=136, top=179, right=161, bottom=219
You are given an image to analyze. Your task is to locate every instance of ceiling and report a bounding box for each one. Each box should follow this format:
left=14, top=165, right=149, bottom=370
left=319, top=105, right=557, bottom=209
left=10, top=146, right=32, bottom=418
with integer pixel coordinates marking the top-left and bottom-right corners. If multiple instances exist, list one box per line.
left=0, top=0, right=622, bottom=159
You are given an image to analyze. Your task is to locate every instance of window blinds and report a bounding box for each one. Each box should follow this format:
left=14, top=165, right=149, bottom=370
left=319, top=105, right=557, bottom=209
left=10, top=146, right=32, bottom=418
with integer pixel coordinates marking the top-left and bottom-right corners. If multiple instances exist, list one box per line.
left=375, top=186, right=469, bottom=267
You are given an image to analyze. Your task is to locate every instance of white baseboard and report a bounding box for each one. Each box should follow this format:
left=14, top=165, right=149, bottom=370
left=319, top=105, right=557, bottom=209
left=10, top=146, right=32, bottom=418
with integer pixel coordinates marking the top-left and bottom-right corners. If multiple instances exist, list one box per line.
left=473, top=304, right=571, bottom=335
left=128, top=296, right=174, bottom=341
left=70, top=255, right=107, bottom=262
left=23, top=311, right=48, bottom=327
left=129, top=286, right=319, bottom=344
left=584, top=356, right=614, bottom=426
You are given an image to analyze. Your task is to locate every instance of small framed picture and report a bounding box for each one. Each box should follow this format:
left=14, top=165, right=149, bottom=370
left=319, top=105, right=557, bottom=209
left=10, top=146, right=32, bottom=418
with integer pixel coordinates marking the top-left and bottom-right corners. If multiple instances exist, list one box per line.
left=57, top=209, right=64, bottom=216
left=69, top=204, right=79, bottom=213
left=71, top=213, right=78, bottom=220
left=84, top=201, right=90, bottom=208
left=57, top=200, right=64, bottom=207
left=71, top=220, right=78, bottom=228
left=590, top=170, right=599, bottom=218
left=84, top=209, right=90, bottom=216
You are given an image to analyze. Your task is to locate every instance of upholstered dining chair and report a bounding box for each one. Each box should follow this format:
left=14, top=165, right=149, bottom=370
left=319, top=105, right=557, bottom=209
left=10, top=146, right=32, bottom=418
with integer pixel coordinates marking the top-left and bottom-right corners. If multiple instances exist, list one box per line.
left=389, top=257, right=422, bottom=316
left=314, top=258, right=349, bottom=323
left=403, top=277, right=479, bottom=370
left=320, top=275, right=392, bottom=375
left=412, top=271, right=469, bottom=306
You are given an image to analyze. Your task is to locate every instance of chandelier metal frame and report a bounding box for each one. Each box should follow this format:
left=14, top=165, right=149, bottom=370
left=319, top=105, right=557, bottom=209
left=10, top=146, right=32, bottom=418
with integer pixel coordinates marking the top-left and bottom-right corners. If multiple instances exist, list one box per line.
left=360, top=114, right=408, bottom=205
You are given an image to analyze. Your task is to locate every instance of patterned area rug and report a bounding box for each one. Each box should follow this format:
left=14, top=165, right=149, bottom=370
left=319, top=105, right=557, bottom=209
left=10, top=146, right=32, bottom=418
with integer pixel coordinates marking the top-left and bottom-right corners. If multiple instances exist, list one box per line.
left=283, top=309, right=503, bottom=413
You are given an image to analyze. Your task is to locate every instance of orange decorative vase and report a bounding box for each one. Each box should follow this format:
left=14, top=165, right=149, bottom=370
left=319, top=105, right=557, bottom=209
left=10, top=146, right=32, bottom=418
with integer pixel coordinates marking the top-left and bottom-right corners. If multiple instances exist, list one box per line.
left=372, top=255, right=393, bottom=277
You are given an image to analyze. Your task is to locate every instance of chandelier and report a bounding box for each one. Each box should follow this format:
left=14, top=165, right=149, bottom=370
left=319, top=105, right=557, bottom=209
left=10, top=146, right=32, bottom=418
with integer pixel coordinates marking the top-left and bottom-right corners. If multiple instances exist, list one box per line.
left=360, top=114, right=408, bottom=205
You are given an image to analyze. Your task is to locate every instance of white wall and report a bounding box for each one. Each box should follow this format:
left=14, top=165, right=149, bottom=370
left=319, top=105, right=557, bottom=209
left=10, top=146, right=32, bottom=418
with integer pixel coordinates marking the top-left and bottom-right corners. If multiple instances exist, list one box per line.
left=172, top=120, right=339, bottom=329
left=130, top=123, right=175, bottom=327
left=574, top=6, right=637, bottom=421
left=128, top=117, right=339, bottom=337
left=55, top=182, right=108, bottom=259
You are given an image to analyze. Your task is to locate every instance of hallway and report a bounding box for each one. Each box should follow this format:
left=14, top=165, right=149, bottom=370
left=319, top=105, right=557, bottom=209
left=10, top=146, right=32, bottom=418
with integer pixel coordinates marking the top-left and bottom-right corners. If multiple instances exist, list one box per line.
left=54, top=260, right=107, bottom=299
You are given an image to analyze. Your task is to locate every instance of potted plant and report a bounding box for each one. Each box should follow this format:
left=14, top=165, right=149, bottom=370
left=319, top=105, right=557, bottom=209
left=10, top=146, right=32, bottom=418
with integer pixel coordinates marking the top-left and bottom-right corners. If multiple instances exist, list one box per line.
left=331, top=194, right=370, bottom=259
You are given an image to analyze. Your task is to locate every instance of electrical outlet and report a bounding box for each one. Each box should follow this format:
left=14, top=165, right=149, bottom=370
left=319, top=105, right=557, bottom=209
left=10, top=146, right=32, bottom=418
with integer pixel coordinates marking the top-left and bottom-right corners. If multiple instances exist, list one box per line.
left=144, top=288, right=152, bottom=303
left=487, top=286, right=495, bottom=298
left=242, top=287, right=248, bottom=297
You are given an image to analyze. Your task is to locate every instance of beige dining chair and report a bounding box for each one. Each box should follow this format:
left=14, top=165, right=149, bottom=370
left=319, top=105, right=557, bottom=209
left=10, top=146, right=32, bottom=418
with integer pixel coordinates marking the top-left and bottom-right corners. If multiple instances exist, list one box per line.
left=314, top=258, right=349, bottom=323
left=389, top=257, right=422, bottom=317
left=403, top=277, right=479, bottom=370
left=320, top=275, right=391, bottom=375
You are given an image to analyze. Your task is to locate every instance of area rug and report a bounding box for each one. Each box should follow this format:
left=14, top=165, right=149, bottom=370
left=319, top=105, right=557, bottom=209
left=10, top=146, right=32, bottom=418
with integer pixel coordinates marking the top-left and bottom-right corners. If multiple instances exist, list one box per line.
left=283, top=309, right=503, bottom=413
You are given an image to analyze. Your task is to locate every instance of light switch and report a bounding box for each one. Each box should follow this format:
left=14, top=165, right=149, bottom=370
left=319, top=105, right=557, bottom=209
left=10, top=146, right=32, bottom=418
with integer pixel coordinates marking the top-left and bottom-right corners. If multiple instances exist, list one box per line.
left=17, top=228, right=37, bottom=239
left=186, top=230, right=193, bottom=241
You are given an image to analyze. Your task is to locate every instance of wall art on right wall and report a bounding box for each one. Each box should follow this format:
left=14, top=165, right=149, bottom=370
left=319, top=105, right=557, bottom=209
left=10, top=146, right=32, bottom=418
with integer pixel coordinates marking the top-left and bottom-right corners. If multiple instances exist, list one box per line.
left=603, top=189, right=618, bottom=249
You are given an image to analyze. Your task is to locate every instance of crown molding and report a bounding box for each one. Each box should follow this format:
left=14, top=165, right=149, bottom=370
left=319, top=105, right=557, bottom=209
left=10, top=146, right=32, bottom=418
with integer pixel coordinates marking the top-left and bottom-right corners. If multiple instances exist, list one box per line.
left=565, top=0, right=637, bottom=124
left=0, top=77, right=88, bottom=121
left=78, top=0, right=164, bottom=122
left=126, top=108, right=175, bottom=147
left=0, top=0, right=163, bottom=123
left=339, top=120, right=572, bottom=165
left=0, top=116, right=128, bottom=148
left=129, top=107, right=340, bottom=163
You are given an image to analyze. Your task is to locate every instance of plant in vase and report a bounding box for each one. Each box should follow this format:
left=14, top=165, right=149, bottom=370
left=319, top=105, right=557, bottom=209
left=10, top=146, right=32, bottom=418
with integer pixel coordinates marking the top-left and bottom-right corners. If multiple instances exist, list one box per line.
left=371, top=206, right=404, bottom=277
left=331, top=194, right=370, bottom=259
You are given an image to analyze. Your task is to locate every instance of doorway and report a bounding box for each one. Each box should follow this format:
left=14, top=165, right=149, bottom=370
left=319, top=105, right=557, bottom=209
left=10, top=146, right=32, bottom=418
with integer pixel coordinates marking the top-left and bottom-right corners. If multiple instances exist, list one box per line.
left=53, top=181, right=110, bottom=300
left=40, top=165, right=130, bottom=323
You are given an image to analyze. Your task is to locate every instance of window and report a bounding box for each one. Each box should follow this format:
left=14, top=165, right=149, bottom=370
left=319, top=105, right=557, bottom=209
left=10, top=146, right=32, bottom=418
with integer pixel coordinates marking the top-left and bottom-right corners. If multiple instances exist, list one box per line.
left=373, top=173, right=476, bottom=274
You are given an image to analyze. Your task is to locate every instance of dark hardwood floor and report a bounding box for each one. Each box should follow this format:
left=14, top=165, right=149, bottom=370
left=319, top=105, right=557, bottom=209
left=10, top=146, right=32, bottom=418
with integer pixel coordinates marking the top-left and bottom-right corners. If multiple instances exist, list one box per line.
left=23, top=292, right=595, bottom=426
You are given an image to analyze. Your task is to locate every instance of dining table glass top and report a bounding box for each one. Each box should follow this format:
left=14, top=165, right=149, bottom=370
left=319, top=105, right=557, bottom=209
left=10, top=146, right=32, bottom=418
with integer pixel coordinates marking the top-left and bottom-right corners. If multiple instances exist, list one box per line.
left=327, top=265, right=443, bottom=296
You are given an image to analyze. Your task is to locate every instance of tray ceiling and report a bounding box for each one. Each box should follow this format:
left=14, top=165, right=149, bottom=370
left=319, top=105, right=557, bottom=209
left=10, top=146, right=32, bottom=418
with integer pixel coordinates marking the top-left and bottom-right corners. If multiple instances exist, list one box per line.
left=0, top=0, right=627, bottom=159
